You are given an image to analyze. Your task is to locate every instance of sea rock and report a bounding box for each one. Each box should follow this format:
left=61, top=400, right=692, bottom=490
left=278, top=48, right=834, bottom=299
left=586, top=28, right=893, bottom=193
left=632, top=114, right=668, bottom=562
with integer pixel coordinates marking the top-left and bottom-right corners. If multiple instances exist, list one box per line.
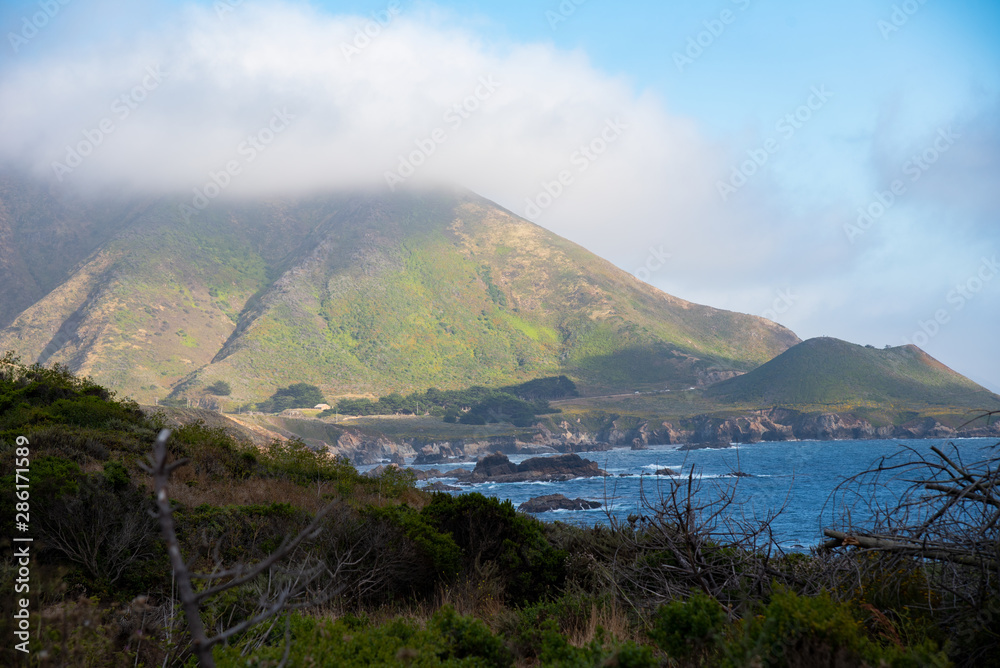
left=518, top=494, right=602, bottom=513
left=446, top=468, right=475, bottom=482
left=412, top=444, right=455, bottom=465
left=404, top=468, right=443, bottom=481
left=363, top=463, right=399, bottom=478
left=518, top=444, right=559, bottom=455
left=654, top=468, right=678, bottom=476
left=470, top=452, right=607, bottom=483
left=475, top=452, right=519, bottom=477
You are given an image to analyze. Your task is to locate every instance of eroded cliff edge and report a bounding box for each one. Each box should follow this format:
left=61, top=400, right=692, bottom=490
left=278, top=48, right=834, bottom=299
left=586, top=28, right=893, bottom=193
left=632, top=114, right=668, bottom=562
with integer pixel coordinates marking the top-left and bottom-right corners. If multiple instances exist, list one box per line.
left=144, top=405, right=1000, bottom=465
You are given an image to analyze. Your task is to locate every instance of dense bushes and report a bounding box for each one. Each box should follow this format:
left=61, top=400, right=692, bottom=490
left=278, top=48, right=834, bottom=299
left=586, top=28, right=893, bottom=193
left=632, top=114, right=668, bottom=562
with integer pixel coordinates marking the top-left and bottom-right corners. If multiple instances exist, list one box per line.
left=255, top=382, right=325, bottom=413
left=322, top=375, right=577, bottom=425
left=420, top=493, right=568, bottom=605
left=649, top=590, right=727, bottom=661
left=0, top=356, right=992, bottom=666
left=212, top=606, right=515, bottom=667
left=0, top=352, right=143, bottom=436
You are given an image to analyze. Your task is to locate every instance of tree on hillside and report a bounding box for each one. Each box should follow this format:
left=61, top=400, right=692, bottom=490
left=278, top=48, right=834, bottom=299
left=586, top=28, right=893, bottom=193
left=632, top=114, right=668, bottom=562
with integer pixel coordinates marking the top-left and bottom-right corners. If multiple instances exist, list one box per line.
left=256, top=383, right=325, bottom=413
left=205, top=380, right=232, bottom=396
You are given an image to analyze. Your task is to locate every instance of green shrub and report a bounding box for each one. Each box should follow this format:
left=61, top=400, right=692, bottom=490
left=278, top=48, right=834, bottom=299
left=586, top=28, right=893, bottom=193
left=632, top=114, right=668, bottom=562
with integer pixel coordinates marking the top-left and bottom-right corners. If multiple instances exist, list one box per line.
left=213, top=606, right=515, bottom=667
left=368, top=504, right=463, bottom=582
left=724, top=588, right=950, bottom=668
left=102, top=460, right=130, bottom=490
left=34, top=473, right=161, bottom=595
left=177, top=502, right=311, bottom=566
left=360, top=463, right=417, bottom=498
left=650, top=590, right=727, bottom=660
left=420, top=493, right=567, bottom=605
left=428, top=605, right=514, bottom=666
left=0, top=353, right=145, bottom=436
left=258, top=438, right=359, bottom=489
left=170, top=421, right=259, bottom=479
left=24, top=454, right=82, bottom=497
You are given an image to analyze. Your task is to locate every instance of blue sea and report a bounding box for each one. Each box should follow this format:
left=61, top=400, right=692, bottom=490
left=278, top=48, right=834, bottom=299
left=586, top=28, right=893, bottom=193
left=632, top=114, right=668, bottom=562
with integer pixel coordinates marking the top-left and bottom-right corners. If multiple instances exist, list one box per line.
left=363, top=438, right=998, bottom=550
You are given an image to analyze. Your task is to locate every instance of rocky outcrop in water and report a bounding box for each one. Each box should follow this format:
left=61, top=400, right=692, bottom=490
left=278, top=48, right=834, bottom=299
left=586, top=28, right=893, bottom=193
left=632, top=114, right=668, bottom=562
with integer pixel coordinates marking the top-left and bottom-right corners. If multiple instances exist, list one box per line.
left=518, top=494, right=602, bottom=513
left=469, top=452, right=607, bottom=483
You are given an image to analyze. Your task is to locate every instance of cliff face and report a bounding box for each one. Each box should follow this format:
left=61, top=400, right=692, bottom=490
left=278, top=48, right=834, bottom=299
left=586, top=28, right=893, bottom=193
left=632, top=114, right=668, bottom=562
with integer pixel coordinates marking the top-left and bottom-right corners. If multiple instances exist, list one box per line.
left=145, top=405, right=1000, bottom=467
left=306, top=413, right=997, bottom=461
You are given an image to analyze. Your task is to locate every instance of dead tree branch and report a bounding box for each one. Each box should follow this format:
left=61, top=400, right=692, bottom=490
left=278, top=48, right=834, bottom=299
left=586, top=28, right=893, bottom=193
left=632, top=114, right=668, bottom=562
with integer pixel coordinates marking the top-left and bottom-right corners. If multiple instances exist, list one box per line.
left=143, top=429, right=339, bottom=667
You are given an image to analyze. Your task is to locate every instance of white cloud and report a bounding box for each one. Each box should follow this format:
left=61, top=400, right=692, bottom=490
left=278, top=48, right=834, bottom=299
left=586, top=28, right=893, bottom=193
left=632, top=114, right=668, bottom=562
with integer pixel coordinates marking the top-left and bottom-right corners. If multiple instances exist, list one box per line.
left=0, top=1, right=751, bottom=260
left=1, top=0, right=997, bottom=390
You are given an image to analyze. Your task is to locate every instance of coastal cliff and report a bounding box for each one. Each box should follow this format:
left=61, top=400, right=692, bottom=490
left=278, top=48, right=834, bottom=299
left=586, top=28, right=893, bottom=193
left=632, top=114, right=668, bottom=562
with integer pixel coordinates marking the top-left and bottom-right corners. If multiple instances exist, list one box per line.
left=144, top=405, right=1000, bottom=464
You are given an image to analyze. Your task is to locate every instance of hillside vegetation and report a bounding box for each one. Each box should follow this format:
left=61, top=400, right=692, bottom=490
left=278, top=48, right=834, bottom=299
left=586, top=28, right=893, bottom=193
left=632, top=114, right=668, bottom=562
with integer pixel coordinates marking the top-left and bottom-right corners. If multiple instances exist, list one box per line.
left=3, top=357, right=995, bottom=666
left=705, top=337, right=995, bottom=407
left=0, top=177, right=798, bottom=404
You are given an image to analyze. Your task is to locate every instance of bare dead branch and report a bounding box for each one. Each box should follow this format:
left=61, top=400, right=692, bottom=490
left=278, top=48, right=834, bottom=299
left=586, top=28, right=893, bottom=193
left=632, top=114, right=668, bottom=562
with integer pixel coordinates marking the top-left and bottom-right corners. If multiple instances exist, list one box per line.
left=146, top=429, right=344, bottom=667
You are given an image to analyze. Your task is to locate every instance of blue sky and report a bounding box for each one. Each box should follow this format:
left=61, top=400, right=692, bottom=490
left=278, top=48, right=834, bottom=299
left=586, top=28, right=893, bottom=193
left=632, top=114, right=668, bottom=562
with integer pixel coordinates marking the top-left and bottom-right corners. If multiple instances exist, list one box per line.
left=1, top=0, right=998, bottom=392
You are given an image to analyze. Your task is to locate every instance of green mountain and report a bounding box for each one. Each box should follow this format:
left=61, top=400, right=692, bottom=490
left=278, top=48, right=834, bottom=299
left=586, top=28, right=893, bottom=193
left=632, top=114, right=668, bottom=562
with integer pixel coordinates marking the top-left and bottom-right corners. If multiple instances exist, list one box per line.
left=0, top=178, right=799, bottom=405
left=704, top=337, right=997, bottom=408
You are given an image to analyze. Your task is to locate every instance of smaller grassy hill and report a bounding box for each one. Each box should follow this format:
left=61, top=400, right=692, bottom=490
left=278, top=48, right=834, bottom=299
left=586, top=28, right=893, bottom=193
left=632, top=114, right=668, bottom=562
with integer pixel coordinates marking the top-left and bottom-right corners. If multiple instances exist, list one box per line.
left=704, top=337, right=998, bottom=408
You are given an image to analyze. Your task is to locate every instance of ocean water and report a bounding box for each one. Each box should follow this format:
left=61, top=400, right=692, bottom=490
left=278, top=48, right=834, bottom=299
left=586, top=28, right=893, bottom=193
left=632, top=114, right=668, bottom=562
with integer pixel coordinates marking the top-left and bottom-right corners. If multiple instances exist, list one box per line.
left=365, top=438, right=998, bottom=550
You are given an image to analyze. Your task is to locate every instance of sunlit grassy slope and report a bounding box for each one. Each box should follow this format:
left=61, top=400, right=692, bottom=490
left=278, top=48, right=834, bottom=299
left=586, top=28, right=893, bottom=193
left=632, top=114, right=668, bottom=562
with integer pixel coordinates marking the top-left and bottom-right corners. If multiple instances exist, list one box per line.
left=704, top=337, right=995, bottom=407
left=0, top=184, right=800, bottom=404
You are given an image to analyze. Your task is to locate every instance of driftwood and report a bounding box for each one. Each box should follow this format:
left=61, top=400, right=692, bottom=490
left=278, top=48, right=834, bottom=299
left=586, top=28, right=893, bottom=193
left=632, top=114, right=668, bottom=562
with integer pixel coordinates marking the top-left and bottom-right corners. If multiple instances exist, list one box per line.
left=821, top=433, right=999, bottom=663
left=822, top=529, right=997, bottom=569
left=823, top=440, right=999, bottom=568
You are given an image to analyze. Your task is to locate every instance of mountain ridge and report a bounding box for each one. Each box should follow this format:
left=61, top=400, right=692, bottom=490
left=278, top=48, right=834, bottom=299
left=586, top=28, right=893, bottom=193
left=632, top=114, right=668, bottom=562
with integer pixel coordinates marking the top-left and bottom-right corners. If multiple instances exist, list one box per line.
left=704, top=336, right=997, bottom=408
left=0, top=179, right=799, bottom=404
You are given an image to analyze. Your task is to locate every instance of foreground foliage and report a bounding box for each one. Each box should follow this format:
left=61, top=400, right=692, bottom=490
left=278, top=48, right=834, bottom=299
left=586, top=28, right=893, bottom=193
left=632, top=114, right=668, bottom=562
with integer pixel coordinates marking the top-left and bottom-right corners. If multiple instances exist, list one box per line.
left=0, top=356, right=993, bottom=666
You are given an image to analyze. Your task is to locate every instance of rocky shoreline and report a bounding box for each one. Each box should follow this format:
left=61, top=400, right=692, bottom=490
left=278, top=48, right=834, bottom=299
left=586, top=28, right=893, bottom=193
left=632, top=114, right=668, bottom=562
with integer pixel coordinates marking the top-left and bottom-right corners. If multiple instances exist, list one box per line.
left=348, top=410, right=999, bottom=465
left=144, top=405, right=1000, bottom=467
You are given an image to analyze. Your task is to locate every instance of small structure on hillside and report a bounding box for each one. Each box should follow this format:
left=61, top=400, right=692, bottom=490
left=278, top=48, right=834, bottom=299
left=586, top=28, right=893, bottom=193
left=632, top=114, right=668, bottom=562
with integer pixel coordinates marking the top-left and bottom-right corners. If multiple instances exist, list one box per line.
left=314, top=403, right=331, bottom=411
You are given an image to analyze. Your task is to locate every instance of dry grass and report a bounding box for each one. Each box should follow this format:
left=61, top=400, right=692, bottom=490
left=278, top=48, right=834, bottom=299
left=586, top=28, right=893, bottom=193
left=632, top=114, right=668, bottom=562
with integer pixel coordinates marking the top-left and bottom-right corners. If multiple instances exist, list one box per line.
left=433, top=561, right=506, bottom=621
left=348, top=484, right=429, bottom=511
left=137, top=468, right=331, bottom=512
